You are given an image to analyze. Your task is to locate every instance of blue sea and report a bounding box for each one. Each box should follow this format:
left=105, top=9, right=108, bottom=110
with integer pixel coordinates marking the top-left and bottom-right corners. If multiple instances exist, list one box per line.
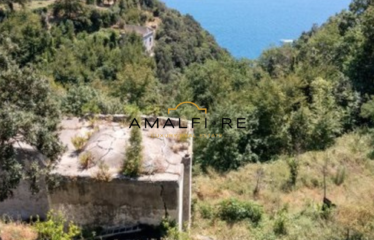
left=162, top=0, right=352, bottom=59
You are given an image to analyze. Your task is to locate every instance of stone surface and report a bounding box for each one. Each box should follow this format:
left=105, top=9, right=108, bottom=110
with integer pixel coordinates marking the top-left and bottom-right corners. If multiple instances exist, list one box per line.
left=55, top=117, right=191, bottom=180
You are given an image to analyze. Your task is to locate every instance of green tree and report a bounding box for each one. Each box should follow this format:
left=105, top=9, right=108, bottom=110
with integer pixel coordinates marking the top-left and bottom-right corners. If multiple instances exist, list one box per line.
left=0, top=12, right=52, bottom=66
left=360, top=95, right=374, bottom=121
left=123, top=110, right=143, bottom=177
left=63, top=85, right=123, bottom=115
left=115, top=63, right=160, bottom=110
left=53, top=0, right=84, bottom=19
left=350, top=0, right=374, bottom=15
left=0, top=51, right=64, bottom=201
left=249, top=77, right=293, bottom=159
left=346, top=6, right=374, bottom=95
left=308, top=78, right=343, bottom=149
left=184, top=60, right=235, bottom=110
left=197, top=103, right=259, bottom=172
left=259, top=45, right=296, bottom=78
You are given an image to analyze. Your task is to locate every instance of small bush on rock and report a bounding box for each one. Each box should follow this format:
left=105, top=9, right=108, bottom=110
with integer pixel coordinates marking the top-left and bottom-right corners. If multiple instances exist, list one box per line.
left=71, top=135, right=88, bottom=151
left=79, top=151, right=94, bottom=169
left=94, top=162, right=112, bottom=182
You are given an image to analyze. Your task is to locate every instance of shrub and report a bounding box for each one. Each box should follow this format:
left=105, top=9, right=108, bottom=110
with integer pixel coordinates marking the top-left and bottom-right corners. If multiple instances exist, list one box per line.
left=159, top=218, right=190, bottom=240
left=71, top=135, right=88, bottom=151
left=197, top=105, right=259, bottom=172
left=217, top=198, right=263, bottom=224
left=176, top=129, right=189, bottom=143
left=152, top=155, right=166, bottom=174
left=273, top=212, right=288, bottom=235
left=171, top=143, right=189, bottom=153
left=333, top=166, right=346, bottom=186
left=123, top=113, right=143, bottom=177
left=63, top=86, right=99, bottom=115
left=118, top=19, right=125, bottom=29
left=85, top=130, right=94, bottom=140
left=367, top=150, right=374, bottom=160
left=34, top=211, right=80, bottom=240
left=253, top=167, right=264, bottom=198
left=307, top=78, right=343, bottom=150
left=87, top=117, right=98, bottom=128
left=287, top=158, right=299, bottom=187
left=94, top=162, right=112, bottom=182
left=301, top=175, right=320, bottom=189
left=199, top=203, right=215, bottom=219
left=79, top=151, right=94, bottom=169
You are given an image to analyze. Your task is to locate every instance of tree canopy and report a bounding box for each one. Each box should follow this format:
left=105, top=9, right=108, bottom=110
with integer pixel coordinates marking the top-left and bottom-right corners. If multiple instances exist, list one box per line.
left=0, top=50, right=63, bottom=200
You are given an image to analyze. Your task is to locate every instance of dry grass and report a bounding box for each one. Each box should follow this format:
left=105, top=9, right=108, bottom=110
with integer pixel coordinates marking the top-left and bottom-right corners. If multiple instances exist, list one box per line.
left=142, top=155, right=167, bottom=175
left=152, top=155, right=167, bottom=173
left=85, top=130, right=95, bottom=140
left=175, top=129, right=189, bottom=143
left=71, top=135, right=88, bottom=152
left=191, top=132, right=374, bottom=240
left=147, top=128, right=159, bottom=139
left=171, top=143, right=189, bottom=153
left=94, top=162, right=113, bottom=182
left=1, top=0, right=55, bottom=10
left=27, top=0, right=55, bottom=10
left=87, top=117, right=98, bottom=129
left=0, top=222, right=37, bottom=240
left=79, top=151, right=95, bottom=170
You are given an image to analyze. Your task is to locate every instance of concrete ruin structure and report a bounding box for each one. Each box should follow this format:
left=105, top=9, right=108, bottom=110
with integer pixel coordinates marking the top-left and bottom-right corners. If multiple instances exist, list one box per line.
left=0, top=116, right=192, bottom=231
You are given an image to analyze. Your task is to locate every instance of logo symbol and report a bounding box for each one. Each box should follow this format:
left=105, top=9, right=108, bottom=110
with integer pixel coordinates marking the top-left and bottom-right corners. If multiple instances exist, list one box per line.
left=168, top=102, right=207, bottom=114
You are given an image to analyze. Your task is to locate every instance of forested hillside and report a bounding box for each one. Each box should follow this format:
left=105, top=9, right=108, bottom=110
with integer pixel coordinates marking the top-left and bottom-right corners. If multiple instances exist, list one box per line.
left=1, top=0, right=374, bottom=239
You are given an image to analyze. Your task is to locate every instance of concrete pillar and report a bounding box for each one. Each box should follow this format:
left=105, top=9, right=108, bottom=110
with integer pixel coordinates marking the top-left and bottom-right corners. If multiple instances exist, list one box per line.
left=181, top=154, right=192, bottom=229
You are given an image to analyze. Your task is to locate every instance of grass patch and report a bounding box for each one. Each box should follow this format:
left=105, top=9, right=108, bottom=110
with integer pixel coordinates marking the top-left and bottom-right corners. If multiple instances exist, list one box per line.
left=94, top=162, right=112, bottom=182
left=27, top=0, right=55, bottom=10
left=0, top=221, right=37, bottom=240
left=79, top=151, right=95, bottom=170
left=191, top=132, right=374, bottom=239
left=71, top=135, right=88, bottom=152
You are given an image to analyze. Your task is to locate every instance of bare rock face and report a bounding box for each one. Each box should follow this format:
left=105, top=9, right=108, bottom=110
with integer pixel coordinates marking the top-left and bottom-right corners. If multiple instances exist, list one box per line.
left=84, top=126, right=128, bottom=173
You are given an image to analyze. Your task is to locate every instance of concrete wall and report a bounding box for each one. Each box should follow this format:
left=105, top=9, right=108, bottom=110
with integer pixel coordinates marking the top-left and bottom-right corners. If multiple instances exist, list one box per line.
left=0, top=147, right=49, bottom=220
left=181, top=155, right=192, bottom=229
left=48, top=176, right=183, bottom=228
left=0, top=174, right=185, bottom=229
left=0, top=179, right=49, bottom=220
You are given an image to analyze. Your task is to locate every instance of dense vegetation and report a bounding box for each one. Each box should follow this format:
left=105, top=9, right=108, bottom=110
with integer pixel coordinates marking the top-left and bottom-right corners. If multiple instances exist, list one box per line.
left=2, top=0, right=374, bottom=238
